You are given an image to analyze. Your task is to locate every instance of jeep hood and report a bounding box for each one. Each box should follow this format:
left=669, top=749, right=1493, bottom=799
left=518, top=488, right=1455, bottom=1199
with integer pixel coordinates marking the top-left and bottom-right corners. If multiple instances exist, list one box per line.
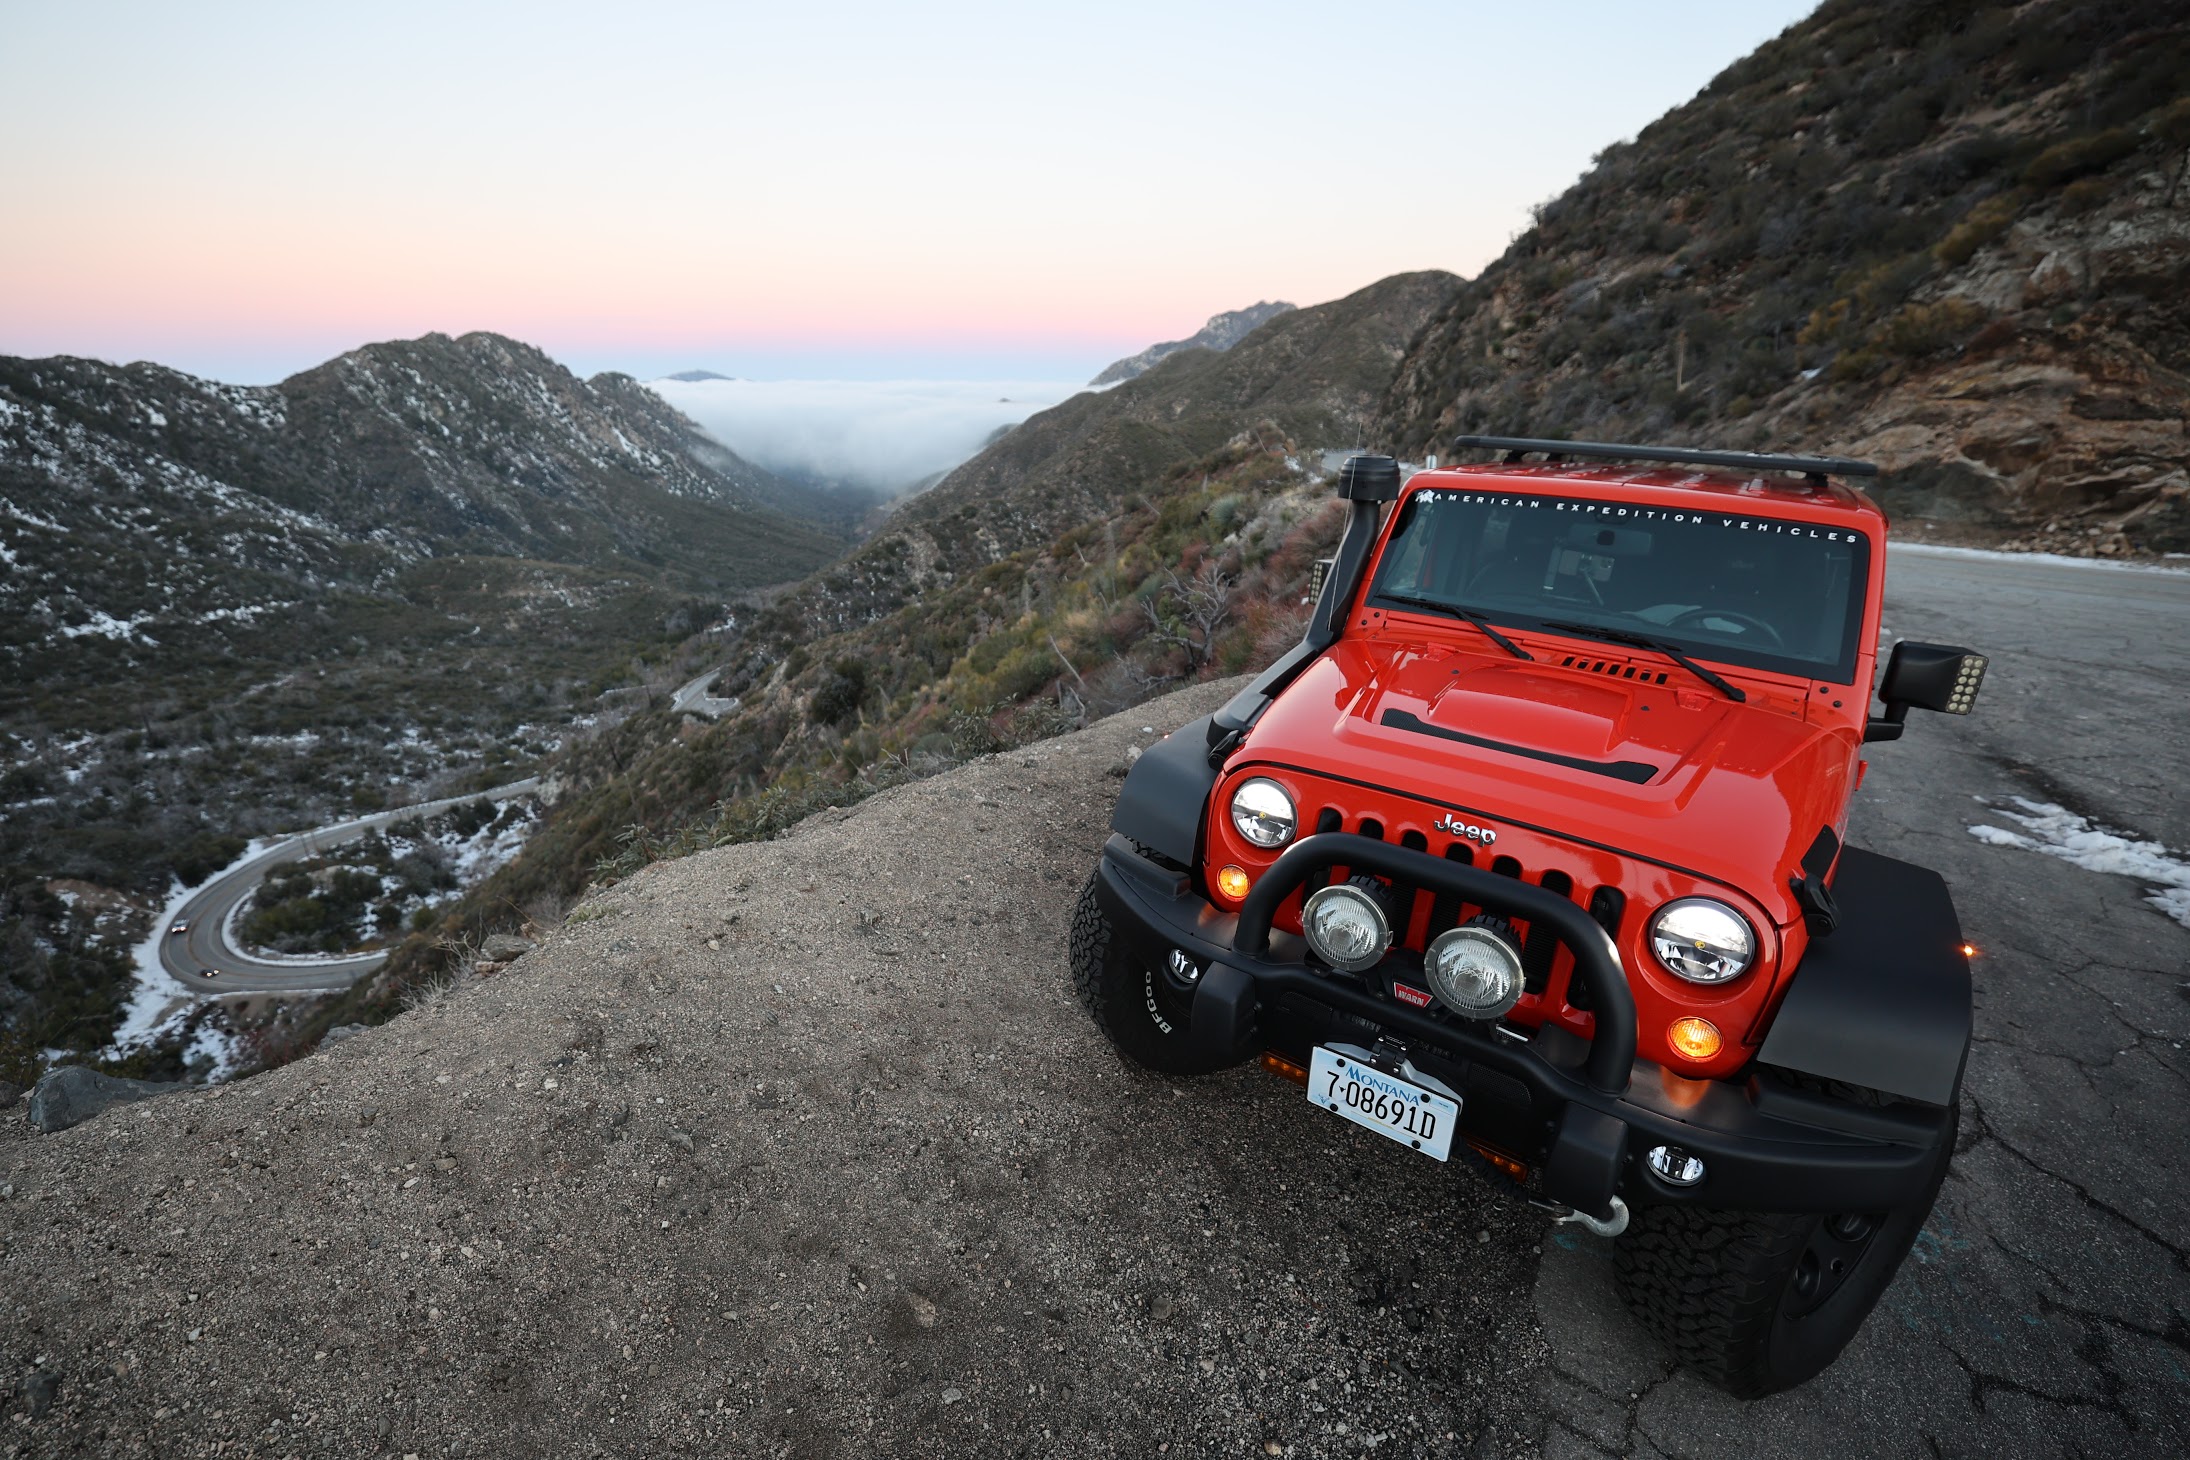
left=1239, top=640, right=1855, bottom=926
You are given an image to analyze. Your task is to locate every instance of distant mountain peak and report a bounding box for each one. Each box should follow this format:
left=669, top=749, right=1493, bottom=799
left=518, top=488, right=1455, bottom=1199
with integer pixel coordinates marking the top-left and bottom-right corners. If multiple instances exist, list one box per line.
left=665, top=369, right=738, bottom=383
left=1092, top=301, right=1297, bottom=386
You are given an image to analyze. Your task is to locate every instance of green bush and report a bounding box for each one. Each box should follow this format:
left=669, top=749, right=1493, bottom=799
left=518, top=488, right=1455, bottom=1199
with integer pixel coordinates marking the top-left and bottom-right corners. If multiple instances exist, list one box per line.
left=809, top=659, right=868, bottom=726
left=1829, top=348, right=1885, bottom=384
left=2021, top=128, right=2139, bottom=188
left=171, top=832, right=248, bottom=886
left=1933, top=194, right=2022, bottom=266
left=1876, top=299, right=1989, bottom=358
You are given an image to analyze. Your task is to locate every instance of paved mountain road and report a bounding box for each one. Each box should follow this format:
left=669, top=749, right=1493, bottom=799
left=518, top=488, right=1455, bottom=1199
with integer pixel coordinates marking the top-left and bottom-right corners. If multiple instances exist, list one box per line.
left=157, top=777, right=540, bottom=994
left=4, top=548, right=2185, bottom=1458
left=1529, top=545, right=2190, bottom=1457
left=671, top=667, right=741, bottom=719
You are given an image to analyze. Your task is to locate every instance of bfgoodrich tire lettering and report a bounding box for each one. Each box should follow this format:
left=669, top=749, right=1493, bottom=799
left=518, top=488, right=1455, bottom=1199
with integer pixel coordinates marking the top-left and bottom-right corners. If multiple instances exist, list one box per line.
left=1069, top=872, right=1232, bottom=1077
left=1613, top=1106, right=1959, bottom=1397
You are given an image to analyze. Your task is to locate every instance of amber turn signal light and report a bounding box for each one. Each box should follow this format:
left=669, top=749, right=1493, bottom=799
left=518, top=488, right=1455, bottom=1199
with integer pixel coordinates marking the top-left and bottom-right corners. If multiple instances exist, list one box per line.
left=1465, top=1138, right=1531, bottom=1183
left=1668, top=1016, right=1723, bottom=1062
left=1260, top=1051, right=1308, bottom=1085
left=1216, top=865, right=1252, bottom=900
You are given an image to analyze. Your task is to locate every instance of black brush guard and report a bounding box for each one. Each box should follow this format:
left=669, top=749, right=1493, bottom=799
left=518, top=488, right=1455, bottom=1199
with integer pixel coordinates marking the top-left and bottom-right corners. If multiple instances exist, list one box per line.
left=1093, top=831, right=1955, bottom=1216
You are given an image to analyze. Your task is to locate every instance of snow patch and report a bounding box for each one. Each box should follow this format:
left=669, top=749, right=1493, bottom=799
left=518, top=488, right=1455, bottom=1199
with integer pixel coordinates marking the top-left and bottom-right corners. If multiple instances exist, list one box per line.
left=1968, top=797, right=2190, bottom=931
left=58, top=609, right=160, bottom=644
left=1893, top=543, right=2190, bottom=575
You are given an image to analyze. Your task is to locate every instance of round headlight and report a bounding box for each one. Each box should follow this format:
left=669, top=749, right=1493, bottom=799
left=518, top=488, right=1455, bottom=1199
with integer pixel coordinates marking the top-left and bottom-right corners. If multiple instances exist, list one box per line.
left=1301, top=884, right=1390, bottom=972
left=1648, top=899, right=1756, bottom=984
left=1229, top=777, right=1297, bottom=849
left=1424, top=924, right=1526, bottom=1019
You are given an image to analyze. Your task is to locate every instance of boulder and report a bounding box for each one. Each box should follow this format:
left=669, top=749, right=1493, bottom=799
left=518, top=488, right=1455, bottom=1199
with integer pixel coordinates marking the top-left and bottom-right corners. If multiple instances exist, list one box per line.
left=27, top=1066, right=186, bottom=1134
left=479, top=933, right=535, bottom=963
left=320, top=1023, right=371, bottom=1048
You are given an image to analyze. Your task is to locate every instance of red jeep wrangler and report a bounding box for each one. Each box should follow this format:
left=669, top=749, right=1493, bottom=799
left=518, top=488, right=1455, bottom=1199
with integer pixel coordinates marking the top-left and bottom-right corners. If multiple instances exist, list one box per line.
left=1073, top=437, right=1985, bottom=1397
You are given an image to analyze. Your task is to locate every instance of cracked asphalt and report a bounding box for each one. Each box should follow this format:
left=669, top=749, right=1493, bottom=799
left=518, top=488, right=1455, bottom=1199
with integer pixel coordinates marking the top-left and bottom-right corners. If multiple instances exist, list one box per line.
left=1530, top=545, right=2190, bottom=1458
left=1, top=546, right=2183, bottom=1458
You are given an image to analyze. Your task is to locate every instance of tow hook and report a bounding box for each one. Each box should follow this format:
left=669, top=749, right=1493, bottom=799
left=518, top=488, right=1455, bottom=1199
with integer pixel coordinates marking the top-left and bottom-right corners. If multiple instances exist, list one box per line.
left=1530, top=1195, right=1631, bottom=1239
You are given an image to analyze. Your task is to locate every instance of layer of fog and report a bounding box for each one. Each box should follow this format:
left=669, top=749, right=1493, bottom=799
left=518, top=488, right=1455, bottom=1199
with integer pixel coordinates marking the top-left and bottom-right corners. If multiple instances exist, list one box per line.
left=649, top=377, right=1092, bottom=495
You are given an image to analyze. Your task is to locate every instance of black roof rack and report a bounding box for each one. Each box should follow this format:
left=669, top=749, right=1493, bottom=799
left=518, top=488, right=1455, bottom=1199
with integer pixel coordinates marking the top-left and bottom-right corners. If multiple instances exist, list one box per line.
left=1451, top=434, right=1878, bottom=480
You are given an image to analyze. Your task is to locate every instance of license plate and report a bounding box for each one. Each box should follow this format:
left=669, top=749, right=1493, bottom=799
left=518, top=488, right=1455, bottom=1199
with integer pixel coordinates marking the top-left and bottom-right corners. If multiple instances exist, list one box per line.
left=1308, top=1046, right=1458, bottom=1162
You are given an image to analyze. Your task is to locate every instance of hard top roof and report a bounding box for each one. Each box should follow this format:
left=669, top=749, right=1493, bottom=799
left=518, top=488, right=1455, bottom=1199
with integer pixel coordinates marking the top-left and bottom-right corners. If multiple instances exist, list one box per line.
left=1451, top=435, right=1877, bottom=478
left=1422, top=459, right=1885, bottom=518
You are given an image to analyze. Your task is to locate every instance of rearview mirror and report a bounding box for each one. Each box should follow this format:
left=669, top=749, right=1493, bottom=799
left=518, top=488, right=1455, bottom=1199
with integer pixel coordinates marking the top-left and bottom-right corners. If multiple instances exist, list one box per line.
left=1864, top=641, right=1987, bottom=743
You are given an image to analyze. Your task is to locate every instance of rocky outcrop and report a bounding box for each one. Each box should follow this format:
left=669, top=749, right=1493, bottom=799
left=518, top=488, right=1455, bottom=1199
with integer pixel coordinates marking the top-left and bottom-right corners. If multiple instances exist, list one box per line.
left=478, top=933, right=536, bottom=963
left=24, top=1066, right=185, bottom=1134
left=1376, top=0, right=2190, bottom=553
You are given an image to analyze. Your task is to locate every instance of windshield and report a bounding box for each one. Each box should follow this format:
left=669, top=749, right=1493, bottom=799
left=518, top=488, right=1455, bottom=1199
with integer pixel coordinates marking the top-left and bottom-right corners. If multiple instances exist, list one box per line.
left=1367, top=486, right=1871, bottom=682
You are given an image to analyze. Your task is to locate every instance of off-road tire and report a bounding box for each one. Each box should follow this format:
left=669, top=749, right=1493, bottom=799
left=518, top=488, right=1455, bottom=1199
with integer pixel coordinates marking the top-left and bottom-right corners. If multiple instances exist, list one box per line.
left=1614, top=1106, right=1958, bottom=1398
left=1069, top=871, right=1231, bottom=1077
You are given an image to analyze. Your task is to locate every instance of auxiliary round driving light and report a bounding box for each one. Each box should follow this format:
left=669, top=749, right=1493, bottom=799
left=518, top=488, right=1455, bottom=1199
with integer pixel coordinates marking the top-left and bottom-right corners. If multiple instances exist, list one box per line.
left=1301, top=884, right=1391, bottom=973
left=1668, top=1016, right=1723, bottom=1062
left=1646, top=1144, right=1706, bottom=1187
left=1423, top=924, right=1526, bottom=1019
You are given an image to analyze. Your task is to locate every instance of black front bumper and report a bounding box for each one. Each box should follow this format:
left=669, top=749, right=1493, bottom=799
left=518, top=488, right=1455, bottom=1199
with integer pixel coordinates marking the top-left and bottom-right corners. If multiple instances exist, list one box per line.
left=1096, top=833, right=1955, bottom=1217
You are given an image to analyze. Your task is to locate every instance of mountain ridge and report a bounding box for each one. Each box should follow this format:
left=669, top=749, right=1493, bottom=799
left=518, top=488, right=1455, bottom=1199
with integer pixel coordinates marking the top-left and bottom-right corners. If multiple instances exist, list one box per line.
left=1091, top=299, right=1298, bottom=386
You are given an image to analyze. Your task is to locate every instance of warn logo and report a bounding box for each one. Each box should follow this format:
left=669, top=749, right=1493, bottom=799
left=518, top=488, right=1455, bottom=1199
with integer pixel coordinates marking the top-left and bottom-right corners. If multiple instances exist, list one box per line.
left=1393, top=982, right=1434, bottom=1010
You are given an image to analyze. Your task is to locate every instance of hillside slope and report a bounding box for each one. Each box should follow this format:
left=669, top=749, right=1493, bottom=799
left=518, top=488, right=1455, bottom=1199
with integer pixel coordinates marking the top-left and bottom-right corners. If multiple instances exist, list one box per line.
left=1378, top=0, right=2190, bottom=552
left=773, top=271, right=1454, bottom=636
left=0, top=682, right=1548, bottom=1456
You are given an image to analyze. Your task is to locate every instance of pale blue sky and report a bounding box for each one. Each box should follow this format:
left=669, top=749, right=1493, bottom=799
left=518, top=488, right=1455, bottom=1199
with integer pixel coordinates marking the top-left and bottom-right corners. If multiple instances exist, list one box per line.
left=0, top=1, right=1819, bottom=382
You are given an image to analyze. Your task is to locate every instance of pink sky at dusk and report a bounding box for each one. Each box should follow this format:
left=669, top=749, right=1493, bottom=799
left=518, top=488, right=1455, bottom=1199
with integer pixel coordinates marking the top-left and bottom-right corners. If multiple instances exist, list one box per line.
left=1, top=1, right=1818, bottom=383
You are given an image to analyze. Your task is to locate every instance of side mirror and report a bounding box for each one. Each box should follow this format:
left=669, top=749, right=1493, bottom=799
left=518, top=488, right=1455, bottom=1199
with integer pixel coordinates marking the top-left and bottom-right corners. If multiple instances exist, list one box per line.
left=1864, top=641, right=1988, bottom=743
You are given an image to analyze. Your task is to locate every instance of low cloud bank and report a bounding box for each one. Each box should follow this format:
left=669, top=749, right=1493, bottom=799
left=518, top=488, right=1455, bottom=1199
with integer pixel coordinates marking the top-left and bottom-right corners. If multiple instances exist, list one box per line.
left=649, top=377, right=1090, bottom=494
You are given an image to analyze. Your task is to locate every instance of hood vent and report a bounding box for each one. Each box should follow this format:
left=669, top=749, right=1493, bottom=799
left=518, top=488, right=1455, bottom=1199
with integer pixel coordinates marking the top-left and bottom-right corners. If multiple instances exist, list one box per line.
left=1562, top=654, right=1669, bottom=686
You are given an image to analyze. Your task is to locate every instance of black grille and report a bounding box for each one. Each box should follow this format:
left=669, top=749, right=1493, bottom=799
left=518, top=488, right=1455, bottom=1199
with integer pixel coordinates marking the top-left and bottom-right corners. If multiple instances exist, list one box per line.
left=1566, top=887, right=1629, bottom=1011
left=1301, top=813, right=1625, bottom=1017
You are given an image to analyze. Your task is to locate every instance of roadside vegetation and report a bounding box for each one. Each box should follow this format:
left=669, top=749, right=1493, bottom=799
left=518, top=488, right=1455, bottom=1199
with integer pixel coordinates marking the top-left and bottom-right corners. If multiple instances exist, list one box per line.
left=328, top=431, right=1342, bottom=1029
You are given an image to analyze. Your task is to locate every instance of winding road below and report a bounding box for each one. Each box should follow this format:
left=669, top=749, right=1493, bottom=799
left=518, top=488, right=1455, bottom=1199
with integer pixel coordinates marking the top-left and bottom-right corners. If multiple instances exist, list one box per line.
left=157, top=777, right=541, bottom=994
left=670, top=666, right=741, bottom=718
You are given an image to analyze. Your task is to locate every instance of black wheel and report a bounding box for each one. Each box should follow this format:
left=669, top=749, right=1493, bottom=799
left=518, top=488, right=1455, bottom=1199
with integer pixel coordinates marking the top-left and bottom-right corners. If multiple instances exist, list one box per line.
left=1068, top=871, right=1233, bottom=1077
left=1613, top=1105, right=1958, bottom=1397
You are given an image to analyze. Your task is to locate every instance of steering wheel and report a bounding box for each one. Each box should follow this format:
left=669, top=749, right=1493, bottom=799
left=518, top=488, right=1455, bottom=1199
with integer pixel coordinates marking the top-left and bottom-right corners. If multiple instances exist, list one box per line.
left=1668, top=607, right=1785, bottom=649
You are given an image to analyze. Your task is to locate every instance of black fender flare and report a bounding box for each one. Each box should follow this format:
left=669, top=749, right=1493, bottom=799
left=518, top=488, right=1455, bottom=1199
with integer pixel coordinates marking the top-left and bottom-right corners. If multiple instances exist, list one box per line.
left=1109, top=714, right=1220, bottom=870
left=1756, top=846, right=1972, bottom=1107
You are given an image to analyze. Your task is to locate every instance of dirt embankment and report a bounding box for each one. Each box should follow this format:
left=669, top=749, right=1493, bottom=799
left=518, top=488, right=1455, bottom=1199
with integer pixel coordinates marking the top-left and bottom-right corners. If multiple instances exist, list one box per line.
left=0, top=680, right=1548, bottom=1459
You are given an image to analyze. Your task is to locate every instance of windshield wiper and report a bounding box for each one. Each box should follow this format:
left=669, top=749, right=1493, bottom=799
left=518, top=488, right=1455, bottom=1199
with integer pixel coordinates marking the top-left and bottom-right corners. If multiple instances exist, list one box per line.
left=1377, top=594, right=1534, bottom=661
left=1540, top=621, right=1747, bottom=702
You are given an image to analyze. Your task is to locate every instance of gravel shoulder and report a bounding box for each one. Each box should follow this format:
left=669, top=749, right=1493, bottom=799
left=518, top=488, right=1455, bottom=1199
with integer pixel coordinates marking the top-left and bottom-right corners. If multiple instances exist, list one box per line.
left=1, top=679, right=1550, bottom=1459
